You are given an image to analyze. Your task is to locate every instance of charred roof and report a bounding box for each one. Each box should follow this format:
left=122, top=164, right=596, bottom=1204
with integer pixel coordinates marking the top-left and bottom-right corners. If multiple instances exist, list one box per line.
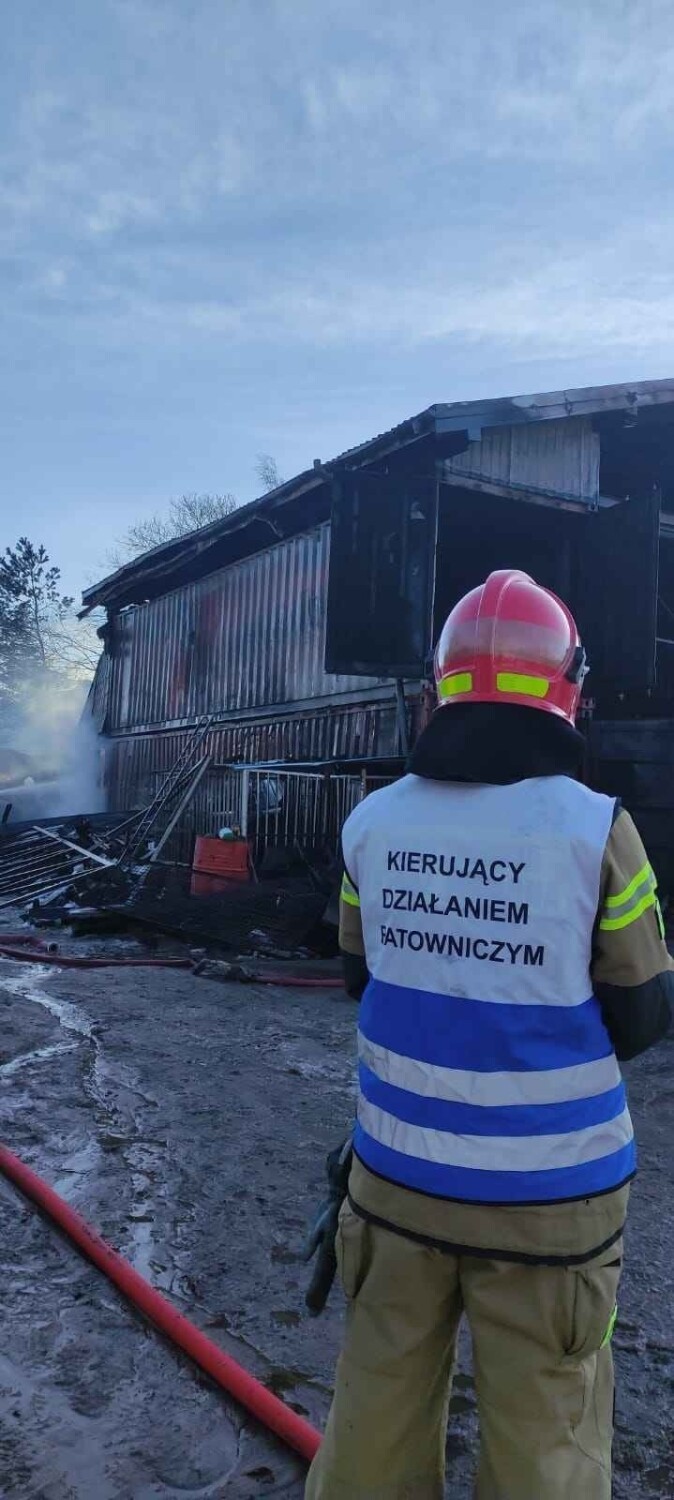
left=82, top=375, right=674, bottom=616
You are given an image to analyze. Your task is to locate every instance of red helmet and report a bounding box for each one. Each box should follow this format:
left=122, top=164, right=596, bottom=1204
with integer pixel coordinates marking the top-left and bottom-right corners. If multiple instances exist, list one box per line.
left=434, top=570, right=587, bottom=725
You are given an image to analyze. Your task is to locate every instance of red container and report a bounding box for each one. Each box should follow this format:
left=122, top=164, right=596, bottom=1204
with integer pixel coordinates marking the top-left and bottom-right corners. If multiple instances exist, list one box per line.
left=191, top=836, right=251, bottom=892
left=190, top=870, right=242, bottom=896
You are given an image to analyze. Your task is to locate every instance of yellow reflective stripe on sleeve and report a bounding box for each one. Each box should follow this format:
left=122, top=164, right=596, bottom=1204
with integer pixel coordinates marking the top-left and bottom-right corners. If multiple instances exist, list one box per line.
left=600, top=861, right=658, bottom=931
left=438, top=672, right=473, bottom=699
left=604, top=860, right=653, bottom=909
left=600, top=890, right=657, bottom=932
left=496, top=672, right=550, bottom=699
left=600, top=1303, right=618, bottom=1348
left=341, top=874, right=360, bottom=908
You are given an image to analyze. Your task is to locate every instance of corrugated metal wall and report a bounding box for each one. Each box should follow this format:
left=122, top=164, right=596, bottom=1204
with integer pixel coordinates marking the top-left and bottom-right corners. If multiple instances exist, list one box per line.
left=107, top=525, right=380, bottom=732
left=106, top=699, right=403, bottom=808
left=86, top=648, right=112, bottom=733
left=104, top=698, right=406, bottom=854
left=446, top=417, right=600, bottom=503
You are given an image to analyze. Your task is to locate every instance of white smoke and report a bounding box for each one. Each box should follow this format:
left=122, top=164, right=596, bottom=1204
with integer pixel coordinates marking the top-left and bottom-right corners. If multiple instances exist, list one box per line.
left=0, top=675, right=105, bottom=822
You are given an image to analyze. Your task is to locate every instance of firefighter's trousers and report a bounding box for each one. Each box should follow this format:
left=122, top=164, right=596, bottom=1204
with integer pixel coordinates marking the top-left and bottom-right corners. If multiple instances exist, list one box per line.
left=305, top=1206, right=621, bottom=1500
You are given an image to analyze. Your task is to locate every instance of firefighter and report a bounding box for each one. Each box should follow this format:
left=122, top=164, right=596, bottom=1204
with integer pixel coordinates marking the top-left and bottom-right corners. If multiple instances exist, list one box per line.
left=304, top=570, right=673, bottom=1500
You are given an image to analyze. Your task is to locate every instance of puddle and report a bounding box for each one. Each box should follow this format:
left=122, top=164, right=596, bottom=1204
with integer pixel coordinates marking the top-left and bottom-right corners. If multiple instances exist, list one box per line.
left=51, top=1137, right=104, bottom=1196
left=1, top=967, right=95, bottom=1030
left=1, top=966, right=108, bottom=1155
left=124, top=1139, right=166, bottom=1281
left=0, top=965, right=164, bottom=1281
left=0, top=1040, right=79, bottom=1079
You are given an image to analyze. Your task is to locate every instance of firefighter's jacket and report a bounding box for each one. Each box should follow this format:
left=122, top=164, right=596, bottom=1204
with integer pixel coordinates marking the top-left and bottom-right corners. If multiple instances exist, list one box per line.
left=340, top=772, right=672, bottom=1264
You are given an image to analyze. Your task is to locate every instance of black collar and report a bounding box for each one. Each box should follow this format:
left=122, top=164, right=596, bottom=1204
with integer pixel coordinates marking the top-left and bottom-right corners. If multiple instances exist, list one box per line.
left=408, top=704, right=586, bottom=785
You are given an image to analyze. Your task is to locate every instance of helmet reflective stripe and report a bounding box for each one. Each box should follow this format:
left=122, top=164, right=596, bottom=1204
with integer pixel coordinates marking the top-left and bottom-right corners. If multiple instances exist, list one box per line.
left=437, top=672, right=473, bottom=700
left=496, top=673, right=550, bottom=699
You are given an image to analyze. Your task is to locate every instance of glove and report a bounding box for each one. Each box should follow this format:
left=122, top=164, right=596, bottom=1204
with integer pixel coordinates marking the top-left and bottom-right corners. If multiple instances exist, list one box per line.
left=303, top=1136, right=353, bottom=1316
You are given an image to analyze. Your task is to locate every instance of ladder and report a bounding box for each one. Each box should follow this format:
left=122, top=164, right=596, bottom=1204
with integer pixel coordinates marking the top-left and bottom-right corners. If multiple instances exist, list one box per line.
left=118, top=717, right=213, bottom=865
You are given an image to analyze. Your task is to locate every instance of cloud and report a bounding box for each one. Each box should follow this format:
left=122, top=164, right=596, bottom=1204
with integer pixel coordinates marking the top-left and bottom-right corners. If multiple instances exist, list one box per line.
left=185, top=245, right=674, bottom=361
left=20, top=209, right=671, bottom=383
left=3, top=0, right=674, bottom=269
left=3, top=0, right=674, bottom=489
left=39, top=265, right=68, bottom=292
left=85, top=190, right=162, bottom=237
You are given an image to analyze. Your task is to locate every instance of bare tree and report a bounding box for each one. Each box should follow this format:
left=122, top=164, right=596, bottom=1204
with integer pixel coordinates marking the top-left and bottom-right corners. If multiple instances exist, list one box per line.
left=110, top=492, right=239, bottom=565
left=46, top=615, right=103, bottom=677
left=255, top=454, right=284, bottom=492
left=107, top=466, right=284, bottom=571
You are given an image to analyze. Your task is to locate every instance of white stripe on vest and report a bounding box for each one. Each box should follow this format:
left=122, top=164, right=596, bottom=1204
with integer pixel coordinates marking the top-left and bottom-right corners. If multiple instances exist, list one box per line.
left=342, top=773, right=635, bottom=1205
left=358, top=1034, right=623, bottom=1108
left=358, top=1097, right=634, bottom=1173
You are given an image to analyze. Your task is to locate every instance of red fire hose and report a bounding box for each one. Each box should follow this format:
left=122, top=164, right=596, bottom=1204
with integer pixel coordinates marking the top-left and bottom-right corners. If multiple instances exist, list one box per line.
left=0, top=1142, right=321, bottom=1464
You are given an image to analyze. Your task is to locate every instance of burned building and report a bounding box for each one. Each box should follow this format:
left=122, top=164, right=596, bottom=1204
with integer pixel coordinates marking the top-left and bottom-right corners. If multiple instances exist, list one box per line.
left=83, top=376, right=674, bottom=886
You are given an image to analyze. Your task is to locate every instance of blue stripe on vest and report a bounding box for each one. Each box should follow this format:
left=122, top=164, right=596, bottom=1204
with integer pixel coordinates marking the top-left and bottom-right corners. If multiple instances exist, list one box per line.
left=360, top=978, right=613, bottom=1074
left=354, top=1126, right=637, bottom=1205
left=358, top=1062, right=627, bottom=1138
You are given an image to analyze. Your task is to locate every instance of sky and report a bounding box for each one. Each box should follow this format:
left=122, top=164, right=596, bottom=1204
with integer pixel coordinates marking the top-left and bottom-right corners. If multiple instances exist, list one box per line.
left=4, top=0, right=674, bottom=597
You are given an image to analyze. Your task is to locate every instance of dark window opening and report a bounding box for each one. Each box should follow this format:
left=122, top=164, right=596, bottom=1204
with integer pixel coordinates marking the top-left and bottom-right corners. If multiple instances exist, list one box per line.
left=433, top=484, right=659, bottom=701
left=326, top=418, right=666, bottom=704
left=325, top=465, right=438, bottom=678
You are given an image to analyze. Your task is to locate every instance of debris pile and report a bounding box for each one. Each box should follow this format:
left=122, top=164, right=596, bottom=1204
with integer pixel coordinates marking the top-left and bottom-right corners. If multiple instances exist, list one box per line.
left=0, top=820, right=118, bottom=911
left=109, top=872, right=331, bottom=953
left=0, top=720, right=213, bottom=909
left=0, top=721, right=338, bottom=959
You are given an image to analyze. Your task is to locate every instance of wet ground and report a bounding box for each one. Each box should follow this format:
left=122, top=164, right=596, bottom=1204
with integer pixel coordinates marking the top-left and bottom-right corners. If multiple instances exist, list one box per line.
left=0, top=935, right=673, bottom=1497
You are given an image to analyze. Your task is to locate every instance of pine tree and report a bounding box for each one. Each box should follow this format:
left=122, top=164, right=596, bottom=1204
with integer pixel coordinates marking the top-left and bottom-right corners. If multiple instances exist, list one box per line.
left=0, top=539, right=74, bottom=701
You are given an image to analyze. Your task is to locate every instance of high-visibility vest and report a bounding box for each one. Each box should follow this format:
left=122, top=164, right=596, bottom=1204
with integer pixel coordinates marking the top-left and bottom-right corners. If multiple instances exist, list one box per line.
left=341, top=774, right=635, bottom=1205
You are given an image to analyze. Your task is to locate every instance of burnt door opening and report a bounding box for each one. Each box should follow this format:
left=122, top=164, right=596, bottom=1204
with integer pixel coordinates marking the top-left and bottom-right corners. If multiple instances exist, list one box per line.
left=433, top=487, right=574, bottom=641
left=325, top=467, right=438, bottom=677
left=573, top=490, right=660, bottom=694
left=654, top=519, right=674, bottom=699
left=327, top=460, right=660, bottom=700
left=432, top=484, right=660, bottom=701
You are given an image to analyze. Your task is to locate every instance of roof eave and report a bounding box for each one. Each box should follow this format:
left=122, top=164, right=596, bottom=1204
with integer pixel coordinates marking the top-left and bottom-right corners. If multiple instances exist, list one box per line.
left=81, top=375, right=674, bottom=615
left=80, top=406, right=436, bottom=614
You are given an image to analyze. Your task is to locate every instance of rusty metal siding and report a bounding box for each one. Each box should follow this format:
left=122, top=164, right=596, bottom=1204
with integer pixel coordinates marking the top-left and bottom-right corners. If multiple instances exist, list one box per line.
left=103, top=696, right=406, bottom=856
left=107, top=525, right=380, bottom=733
left=105, top=733, right=401, bottom=861
left=105, top=698, right=403, bottom=809
left=446, top=417, right=600, bottom=504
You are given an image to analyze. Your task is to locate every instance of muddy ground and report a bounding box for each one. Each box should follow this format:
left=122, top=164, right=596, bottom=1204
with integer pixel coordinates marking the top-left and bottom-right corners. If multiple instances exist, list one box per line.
left=0, top=934, right=673, bottom=1498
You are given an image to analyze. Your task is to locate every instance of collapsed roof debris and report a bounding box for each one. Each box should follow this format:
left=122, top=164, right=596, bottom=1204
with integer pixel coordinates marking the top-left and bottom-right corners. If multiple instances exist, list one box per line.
left=0, top=821, right=116, bottom=911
